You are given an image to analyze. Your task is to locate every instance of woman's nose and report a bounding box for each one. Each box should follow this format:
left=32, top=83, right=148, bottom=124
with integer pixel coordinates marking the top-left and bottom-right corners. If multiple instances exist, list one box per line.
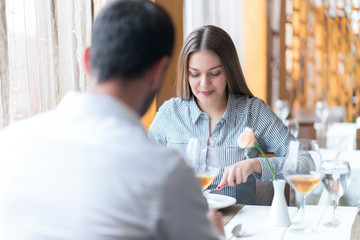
left=200, top=75, right=209, bottom=87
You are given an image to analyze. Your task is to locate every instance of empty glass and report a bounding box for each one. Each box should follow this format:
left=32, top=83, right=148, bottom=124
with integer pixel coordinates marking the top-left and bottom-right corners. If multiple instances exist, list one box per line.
left=321, top=160, right=351, bottom=227
left=274, top=99, right=290, bottom=122
left=315, top=101, right=330, bottom=124
left=285, top=118, right=299, bottom=138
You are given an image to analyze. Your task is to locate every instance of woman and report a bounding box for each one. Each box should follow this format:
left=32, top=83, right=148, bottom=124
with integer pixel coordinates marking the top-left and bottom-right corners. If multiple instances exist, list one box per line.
left=148, top=25, right=295, bottom=204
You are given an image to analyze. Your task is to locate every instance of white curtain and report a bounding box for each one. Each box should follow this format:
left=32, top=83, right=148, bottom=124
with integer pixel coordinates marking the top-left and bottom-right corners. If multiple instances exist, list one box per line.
left=0, top=0, right=9, bottom=128
left=0, top=0, right=93, bottom=129
left=93, top=0, right=113, bottom=17
left=183, top=0, right=246, bottom=69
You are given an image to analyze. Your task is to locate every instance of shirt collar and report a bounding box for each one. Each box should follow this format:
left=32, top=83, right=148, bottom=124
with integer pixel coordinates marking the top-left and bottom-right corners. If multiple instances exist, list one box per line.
left=222, top=92, right=237, bottom=128
left=58, top=91, right=141, bottom=126
left=188, top=93, right=237, bottom=127
left=189, top=95, right=204, bottom=124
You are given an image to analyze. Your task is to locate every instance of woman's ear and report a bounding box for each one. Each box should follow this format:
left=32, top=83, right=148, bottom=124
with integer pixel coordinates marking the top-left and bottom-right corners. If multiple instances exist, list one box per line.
left=83, top=47, right=91, bottom=75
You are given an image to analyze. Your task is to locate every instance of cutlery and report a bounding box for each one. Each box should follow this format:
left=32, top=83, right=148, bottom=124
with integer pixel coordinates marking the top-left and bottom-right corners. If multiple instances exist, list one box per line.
left=229, top=223, right=243, bottom=239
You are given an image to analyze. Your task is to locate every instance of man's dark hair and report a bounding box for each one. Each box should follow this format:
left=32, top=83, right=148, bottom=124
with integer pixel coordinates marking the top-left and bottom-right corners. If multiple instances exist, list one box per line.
left=90, top=0, right=174, bottom=82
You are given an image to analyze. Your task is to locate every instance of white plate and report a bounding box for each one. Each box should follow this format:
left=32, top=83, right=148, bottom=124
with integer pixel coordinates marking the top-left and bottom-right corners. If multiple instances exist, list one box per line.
left=206, top=193, right=236, bottom=209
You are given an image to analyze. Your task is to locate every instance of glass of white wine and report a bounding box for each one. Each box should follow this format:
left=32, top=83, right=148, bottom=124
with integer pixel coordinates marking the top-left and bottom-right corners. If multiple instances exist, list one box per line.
left=321, top=160, right=351, bottom=227
left=283, top=139, right=322, bottom=233
left=185, top=137, right=220, bottom=193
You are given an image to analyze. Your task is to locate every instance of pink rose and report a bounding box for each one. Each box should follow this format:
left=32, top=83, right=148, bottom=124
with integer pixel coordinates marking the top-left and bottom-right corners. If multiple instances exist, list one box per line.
left=237, top=127, right=257, bottom=149
left=237, top=127, right=277, bottom=180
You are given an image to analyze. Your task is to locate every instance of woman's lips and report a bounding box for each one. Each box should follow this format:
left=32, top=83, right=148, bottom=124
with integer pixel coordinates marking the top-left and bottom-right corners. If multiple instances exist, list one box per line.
left=200, top=90, right=214, bottom=96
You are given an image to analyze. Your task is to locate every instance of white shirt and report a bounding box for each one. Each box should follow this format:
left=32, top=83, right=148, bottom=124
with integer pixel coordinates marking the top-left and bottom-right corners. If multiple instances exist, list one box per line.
left=0, top=92, right=218, bottom=240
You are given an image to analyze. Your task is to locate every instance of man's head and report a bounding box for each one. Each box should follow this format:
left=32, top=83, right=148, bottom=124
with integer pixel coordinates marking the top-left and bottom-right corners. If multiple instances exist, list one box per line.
left=84, top=0, right=174, bottom=116
left=90, top=0, right=174, bottom=82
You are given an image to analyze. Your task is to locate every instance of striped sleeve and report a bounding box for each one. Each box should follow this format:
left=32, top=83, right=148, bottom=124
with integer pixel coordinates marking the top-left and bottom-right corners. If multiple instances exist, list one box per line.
left=249, top=98, right=295, bottom=181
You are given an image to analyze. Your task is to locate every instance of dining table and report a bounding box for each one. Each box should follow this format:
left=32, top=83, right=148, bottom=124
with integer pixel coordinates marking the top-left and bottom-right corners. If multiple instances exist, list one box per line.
left=221, top=204, right=360, bottom=239
left=218, top=142, right=360, bottom=239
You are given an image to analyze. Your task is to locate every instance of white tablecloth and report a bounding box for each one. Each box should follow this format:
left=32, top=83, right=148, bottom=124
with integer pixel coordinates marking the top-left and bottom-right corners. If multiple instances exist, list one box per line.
left=224, top=206, right=298, bottom=239
left=284, top=206, right=358, bottom=240
left=225, top=205, right=358, bottom=240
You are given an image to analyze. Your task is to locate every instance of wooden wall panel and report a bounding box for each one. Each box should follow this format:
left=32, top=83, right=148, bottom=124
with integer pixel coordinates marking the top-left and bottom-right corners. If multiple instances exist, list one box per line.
left=269, top=0, right=360, bottom=122
left=154, top=0, right=183, bottom=109
left=243, top=0, right=267, bottom=102
left=141, top=0, right=183, bottom=130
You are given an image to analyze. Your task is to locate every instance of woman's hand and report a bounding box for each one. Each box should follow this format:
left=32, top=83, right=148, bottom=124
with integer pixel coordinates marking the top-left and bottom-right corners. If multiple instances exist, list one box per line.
left=217, top=158, right=261, bottom=190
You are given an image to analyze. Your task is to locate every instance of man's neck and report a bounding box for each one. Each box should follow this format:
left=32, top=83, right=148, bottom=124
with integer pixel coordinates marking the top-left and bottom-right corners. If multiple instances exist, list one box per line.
left=86, top=77, right=147, bottom=116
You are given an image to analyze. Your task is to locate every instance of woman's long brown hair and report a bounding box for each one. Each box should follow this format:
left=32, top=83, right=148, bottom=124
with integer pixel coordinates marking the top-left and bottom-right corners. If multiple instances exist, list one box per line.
left=176, top=25, right=254, bottom=99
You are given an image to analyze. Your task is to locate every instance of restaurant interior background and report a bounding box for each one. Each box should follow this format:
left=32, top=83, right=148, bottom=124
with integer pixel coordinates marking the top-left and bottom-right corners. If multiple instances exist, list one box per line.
left=2, top=2, right=360, bottom=235
left=0, top=0, right=359, bottom=146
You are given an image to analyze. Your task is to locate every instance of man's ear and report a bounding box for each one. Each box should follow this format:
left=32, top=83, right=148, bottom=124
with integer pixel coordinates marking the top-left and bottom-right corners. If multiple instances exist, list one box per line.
left=147, top=56, right=170, bottom=91
left=83, top=47, right=91, bottom=75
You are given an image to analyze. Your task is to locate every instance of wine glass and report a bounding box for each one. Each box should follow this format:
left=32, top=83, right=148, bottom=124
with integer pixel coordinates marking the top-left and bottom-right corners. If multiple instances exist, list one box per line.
left=315, top=101, right=330, bottom=124
left=285, top=118, right=299, bottom=138
left=274, top=99, right=290, bottom=122
left=283, top=139, right=322, bottom=233
left=321, top=160, right=351, bottom=227
left=185, top=137, right=220, bottom=193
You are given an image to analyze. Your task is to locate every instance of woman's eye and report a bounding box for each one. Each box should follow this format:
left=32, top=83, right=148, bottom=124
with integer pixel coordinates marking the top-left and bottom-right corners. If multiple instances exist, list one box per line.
left=189, top=72, right=200, bottom=77
left=210, top=71, right=221, bottom=77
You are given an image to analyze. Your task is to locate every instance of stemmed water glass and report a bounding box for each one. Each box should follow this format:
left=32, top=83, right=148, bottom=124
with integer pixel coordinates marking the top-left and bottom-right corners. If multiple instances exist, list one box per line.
left=285, top=119, right=300, bottom=138
left=274, top=99, right=290, bottom=122
left=283, top=139, right=322, bottom=233
left=315, top=101, right=330, bottom=124
left=185, top=137, right=220, bottom=193
left=321, top=160, right=351, bottom=227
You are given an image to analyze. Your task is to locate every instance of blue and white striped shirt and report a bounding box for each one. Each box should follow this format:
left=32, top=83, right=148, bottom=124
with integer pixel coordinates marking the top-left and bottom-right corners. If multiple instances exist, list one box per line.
left=148, top=93, right=295, bottom=204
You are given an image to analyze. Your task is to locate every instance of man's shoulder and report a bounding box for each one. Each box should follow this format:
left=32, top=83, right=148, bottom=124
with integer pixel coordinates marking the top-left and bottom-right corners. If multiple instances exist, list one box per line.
left=125, top=135, right=190, bottom=182
left=142, top=138, right=184, bottom=164
left=0, top=111, right=52, bottom=139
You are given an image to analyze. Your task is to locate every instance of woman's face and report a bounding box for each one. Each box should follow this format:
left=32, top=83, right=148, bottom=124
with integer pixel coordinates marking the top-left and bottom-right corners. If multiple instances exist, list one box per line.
left=188, top=51, right=227, bottom=108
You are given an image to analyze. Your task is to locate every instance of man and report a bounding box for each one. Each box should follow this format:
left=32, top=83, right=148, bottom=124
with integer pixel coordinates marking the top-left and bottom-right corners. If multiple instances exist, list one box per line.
left=0, top=1, right=224, bottom=239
